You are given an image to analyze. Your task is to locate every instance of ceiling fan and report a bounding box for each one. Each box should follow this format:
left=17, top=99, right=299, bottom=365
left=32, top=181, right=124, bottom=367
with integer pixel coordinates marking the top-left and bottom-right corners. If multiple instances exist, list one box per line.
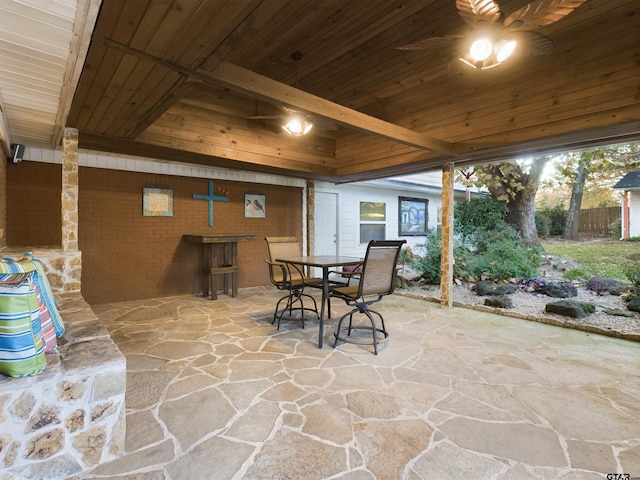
left=246, top=52, right=337, bottom=135
left=398, top=0, right=587, bottom=70
left=247, top=106, right=338, bottom=133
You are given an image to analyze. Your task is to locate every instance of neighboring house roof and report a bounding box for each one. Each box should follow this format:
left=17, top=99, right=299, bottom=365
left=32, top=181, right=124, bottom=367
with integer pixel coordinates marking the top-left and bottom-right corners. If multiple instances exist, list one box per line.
left=613, top=171, right=640, bottom=190
left=360, top=172, right=486, bottom=197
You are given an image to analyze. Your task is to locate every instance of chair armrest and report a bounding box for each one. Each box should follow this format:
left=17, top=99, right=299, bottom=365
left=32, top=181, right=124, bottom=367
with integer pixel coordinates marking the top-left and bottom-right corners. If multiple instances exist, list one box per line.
left=265, top=260, right=287, bottom=286
left=328, top=264, right=363, bottom=286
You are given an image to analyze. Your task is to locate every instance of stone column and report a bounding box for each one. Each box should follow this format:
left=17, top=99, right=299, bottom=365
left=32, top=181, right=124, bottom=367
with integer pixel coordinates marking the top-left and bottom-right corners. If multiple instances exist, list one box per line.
left=61, top=128, right=79, bottom=252
left=306, top=180, right=315, bottom=256
left=439, top=162, right=454, bottom=308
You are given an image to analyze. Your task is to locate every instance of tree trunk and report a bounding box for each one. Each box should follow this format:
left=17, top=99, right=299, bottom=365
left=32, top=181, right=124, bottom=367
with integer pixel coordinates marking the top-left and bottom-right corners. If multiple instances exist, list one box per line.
left=563, top=157, right=590, bottom=240
left=483, top=157, right=550, bottom=247
left=506, top=188, right=540, bottom=246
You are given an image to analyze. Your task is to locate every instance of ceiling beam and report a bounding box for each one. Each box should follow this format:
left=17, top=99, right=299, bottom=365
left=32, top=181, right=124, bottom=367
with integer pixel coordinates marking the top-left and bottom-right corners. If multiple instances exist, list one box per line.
left=96, top=37, right=456, bottom=156
left=208, top=61, right=455, bottom=156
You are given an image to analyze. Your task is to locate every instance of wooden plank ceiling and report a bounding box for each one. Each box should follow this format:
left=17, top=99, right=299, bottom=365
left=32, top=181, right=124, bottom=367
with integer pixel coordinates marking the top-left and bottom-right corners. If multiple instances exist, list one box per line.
left=67, top=0, right=640, bottom=183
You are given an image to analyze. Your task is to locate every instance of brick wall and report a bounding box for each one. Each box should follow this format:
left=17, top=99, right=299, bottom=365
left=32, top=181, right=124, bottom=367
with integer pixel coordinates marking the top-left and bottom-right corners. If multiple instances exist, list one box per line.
left=6, top=160, right=62, bottom=246
left=6, top=162, right=303, bottom=304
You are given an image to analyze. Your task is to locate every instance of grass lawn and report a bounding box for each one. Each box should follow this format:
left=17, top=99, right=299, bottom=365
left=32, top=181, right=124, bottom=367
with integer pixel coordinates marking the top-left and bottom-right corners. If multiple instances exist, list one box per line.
left=542, top=238, right=640, bottom=281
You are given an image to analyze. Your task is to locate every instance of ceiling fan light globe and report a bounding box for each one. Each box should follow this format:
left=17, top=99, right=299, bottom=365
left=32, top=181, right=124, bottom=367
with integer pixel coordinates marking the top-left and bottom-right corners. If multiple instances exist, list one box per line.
left=282, top=116, right=313, bottom=136
left=469, top=38, right=493, bottom=61
left=496, top=40, right=516, bottom=62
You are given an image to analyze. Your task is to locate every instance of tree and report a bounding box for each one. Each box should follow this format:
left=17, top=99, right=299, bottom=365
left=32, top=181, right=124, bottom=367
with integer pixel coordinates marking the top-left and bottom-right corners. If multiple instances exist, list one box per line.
left=563, top=151, right=592, bottom=240
left=470, top=156, right=551, bottom=247
left=546, top=144, right=640, bottom=239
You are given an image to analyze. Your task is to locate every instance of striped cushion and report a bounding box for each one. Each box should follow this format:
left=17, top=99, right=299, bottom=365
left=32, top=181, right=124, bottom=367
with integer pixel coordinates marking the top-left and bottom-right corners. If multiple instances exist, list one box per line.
left=35, top=286, right=57, bottom=354
left=0, top=276, right=47, bottom=377
left=0, top=253, right=65, bottom=337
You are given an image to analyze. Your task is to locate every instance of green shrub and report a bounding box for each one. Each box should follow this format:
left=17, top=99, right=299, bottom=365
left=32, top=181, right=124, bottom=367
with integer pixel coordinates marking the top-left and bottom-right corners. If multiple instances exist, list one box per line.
left=563, top=268, right=589, bottom=280
left=398, top=246, right=415, bottom=265
left=458, top=240, right=541, bottom=281
left=454, top=197, right=508, bottom=240
left=450, top=197, right=543, bottom=282
left=411, top=229, right=442, bottom=284
left=537, top=205, right=566, bottom=235
left=622, top=259, right=640, bottom=287
left=535, top=212, right=551, bottom=237
left=471, top=224, right=521, bottom=253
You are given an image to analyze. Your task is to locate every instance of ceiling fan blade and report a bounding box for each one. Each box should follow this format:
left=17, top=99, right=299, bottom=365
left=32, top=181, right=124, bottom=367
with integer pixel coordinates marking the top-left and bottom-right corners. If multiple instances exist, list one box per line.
left=397, top=35, right=462, bottom=51
left=456, top=0, right=502, bottom=27
left=514, top=31, right=555, bottom=56
left=503, top=0, right=587, bottom=30
left=312, top=118, right=338, bottom=131
left=246, top=115, right=282, bottom=120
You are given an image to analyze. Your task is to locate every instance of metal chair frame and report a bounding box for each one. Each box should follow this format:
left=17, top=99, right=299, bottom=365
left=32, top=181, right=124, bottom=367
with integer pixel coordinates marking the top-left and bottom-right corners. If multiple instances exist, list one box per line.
left=330, top=240, right=406, bottom=354
left=265, top=237, right=320, bottom=329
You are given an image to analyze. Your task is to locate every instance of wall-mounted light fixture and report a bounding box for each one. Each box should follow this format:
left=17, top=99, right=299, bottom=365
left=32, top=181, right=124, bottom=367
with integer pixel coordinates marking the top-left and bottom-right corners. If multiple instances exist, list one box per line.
left=9, top=143, right=24, bottom=163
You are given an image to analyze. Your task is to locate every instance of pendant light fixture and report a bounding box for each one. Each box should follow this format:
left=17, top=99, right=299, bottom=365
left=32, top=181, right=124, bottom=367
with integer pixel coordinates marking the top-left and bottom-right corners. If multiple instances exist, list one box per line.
left=282, top=52, right=313, bottom=136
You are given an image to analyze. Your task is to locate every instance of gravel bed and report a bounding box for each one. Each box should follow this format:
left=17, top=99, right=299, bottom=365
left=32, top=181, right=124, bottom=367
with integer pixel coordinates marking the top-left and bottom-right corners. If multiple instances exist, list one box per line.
left=398, top=282, right=640, bottom=341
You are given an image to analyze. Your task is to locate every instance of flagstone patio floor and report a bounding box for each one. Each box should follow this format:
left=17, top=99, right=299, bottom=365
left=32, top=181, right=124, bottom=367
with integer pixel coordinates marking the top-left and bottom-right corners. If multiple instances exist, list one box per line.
left=79, top=286, right=639, bottom=480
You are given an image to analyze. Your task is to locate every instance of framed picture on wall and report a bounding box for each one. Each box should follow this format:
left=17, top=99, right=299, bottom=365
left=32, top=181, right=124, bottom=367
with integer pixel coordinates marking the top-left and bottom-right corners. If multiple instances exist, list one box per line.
left=245, top=193, right=266, bottom=218
left=398, top=196, right=428, bottom=235
left=143, top=187, right=173, bottom=217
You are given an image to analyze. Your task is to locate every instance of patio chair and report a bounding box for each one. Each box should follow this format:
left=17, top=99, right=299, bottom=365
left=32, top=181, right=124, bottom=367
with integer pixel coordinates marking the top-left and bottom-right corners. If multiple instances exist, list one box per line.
left=265, top=237, right=321, bottom=329
left=329, top=239, right=406, bottom=354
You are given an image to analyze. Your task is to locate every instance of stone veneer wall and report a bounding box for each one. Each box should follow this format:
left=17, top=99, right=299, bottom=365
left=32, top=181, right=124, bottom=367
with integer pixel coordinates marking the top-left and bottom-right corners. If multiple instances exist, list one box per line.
left=0, top=248, right=126, bottom=479
left=1, top=247, right=82, bottom=294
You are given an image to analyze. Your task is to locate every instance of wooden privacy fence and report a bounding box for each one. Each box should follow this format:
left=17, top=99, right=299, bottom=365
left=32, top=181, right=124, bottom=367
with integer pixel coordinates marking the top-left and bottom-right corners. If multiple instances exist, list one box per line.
left=579, top=207, right=620, bottom=235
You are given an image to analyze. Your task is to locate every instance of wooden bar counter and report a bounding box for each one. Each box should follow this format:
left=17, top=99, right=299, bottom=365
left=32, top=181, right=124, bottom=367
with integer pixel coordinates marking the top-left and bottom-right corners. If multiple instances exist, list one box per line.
left=184, top=234, right=256, bottom=300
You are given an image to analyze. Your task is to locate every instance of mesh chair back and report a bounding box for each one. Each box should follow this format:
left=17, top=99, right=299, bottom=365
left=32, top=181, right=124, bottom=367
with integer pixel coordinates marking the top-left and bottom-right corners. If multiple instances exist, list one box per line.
left=358, top=240, right=405, bottom=297
left=265, top=237, right=303, bottom=284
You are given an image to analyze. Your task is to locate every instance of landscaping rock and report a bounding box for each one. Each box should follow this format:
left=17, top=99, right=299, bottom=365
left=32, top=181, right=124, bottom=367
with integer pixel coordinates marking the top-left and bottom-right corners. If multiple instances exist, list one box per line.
left=603, top=309, right=635, bottom=318
left=545, top=300, right=595, bottom=318
left=484, top=296, right=513, bottom=309
left=475, top=281, right=517, bottom=296
left=538, top=281, right=577, bottom=298
left=585, top=276, right=629, bottom=296
left=397, top=265, right=422, bottom=282
left=607, top=282, right=630, bottom=296
left=627, top=296, right=640, bottom=313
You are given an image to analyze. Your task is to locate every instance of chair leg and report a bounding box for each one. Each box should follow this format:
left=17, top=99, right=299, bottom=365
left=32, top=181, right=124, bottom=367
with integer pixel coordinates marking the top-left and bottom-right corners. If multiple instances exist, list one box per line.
left=273, top=293, right=293, bottom=329
left=332, top=310, right=352, bottom=348
left=273, top=288, right=319, bottom=330
left=332, top=306, right=388, bottom=354
left=367, top=309, right=387, bottom=355
left=364, top=310, right=378, bottom=355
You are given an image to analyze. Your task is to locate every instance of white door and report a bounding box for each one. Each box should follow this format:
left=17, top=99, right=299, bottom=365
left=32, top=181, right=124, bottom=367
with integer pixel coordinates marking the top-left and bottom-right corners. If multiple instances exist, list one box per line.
left=315, top=192, right=338, bottom=255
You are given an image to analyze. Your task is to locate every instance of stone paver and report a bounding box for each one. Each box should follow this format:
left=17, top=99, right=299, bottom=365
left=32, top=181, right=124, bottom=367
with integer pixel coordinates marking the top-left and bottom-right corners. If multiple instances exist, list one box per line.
left=82, top=286, right=640, bottom=479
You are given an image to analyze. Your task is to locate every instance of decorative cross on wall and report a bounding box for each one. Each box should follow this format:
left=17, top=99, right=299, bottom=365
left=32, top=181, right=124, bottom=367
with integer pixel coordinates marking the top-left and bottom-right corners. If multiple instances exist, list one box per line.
left=192, top=180, right=229, bottom=227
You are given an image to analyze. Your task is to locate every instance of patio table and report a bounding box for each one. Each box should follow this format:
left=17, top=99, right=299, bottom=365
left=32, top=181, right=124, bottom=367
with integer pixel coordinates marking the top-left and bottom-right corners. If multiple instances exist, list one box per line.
left=275, top=255, right=362, bottom=348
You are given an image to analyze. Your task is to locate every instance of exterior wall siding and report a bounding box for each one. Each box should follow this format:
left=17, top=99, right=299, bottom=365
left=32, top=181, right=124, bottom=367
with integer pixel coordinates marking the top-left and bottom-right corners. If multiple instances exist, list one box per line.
left=630, top=191, right=640, bottom=237
left=315, top=181, right=443, bottom=259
